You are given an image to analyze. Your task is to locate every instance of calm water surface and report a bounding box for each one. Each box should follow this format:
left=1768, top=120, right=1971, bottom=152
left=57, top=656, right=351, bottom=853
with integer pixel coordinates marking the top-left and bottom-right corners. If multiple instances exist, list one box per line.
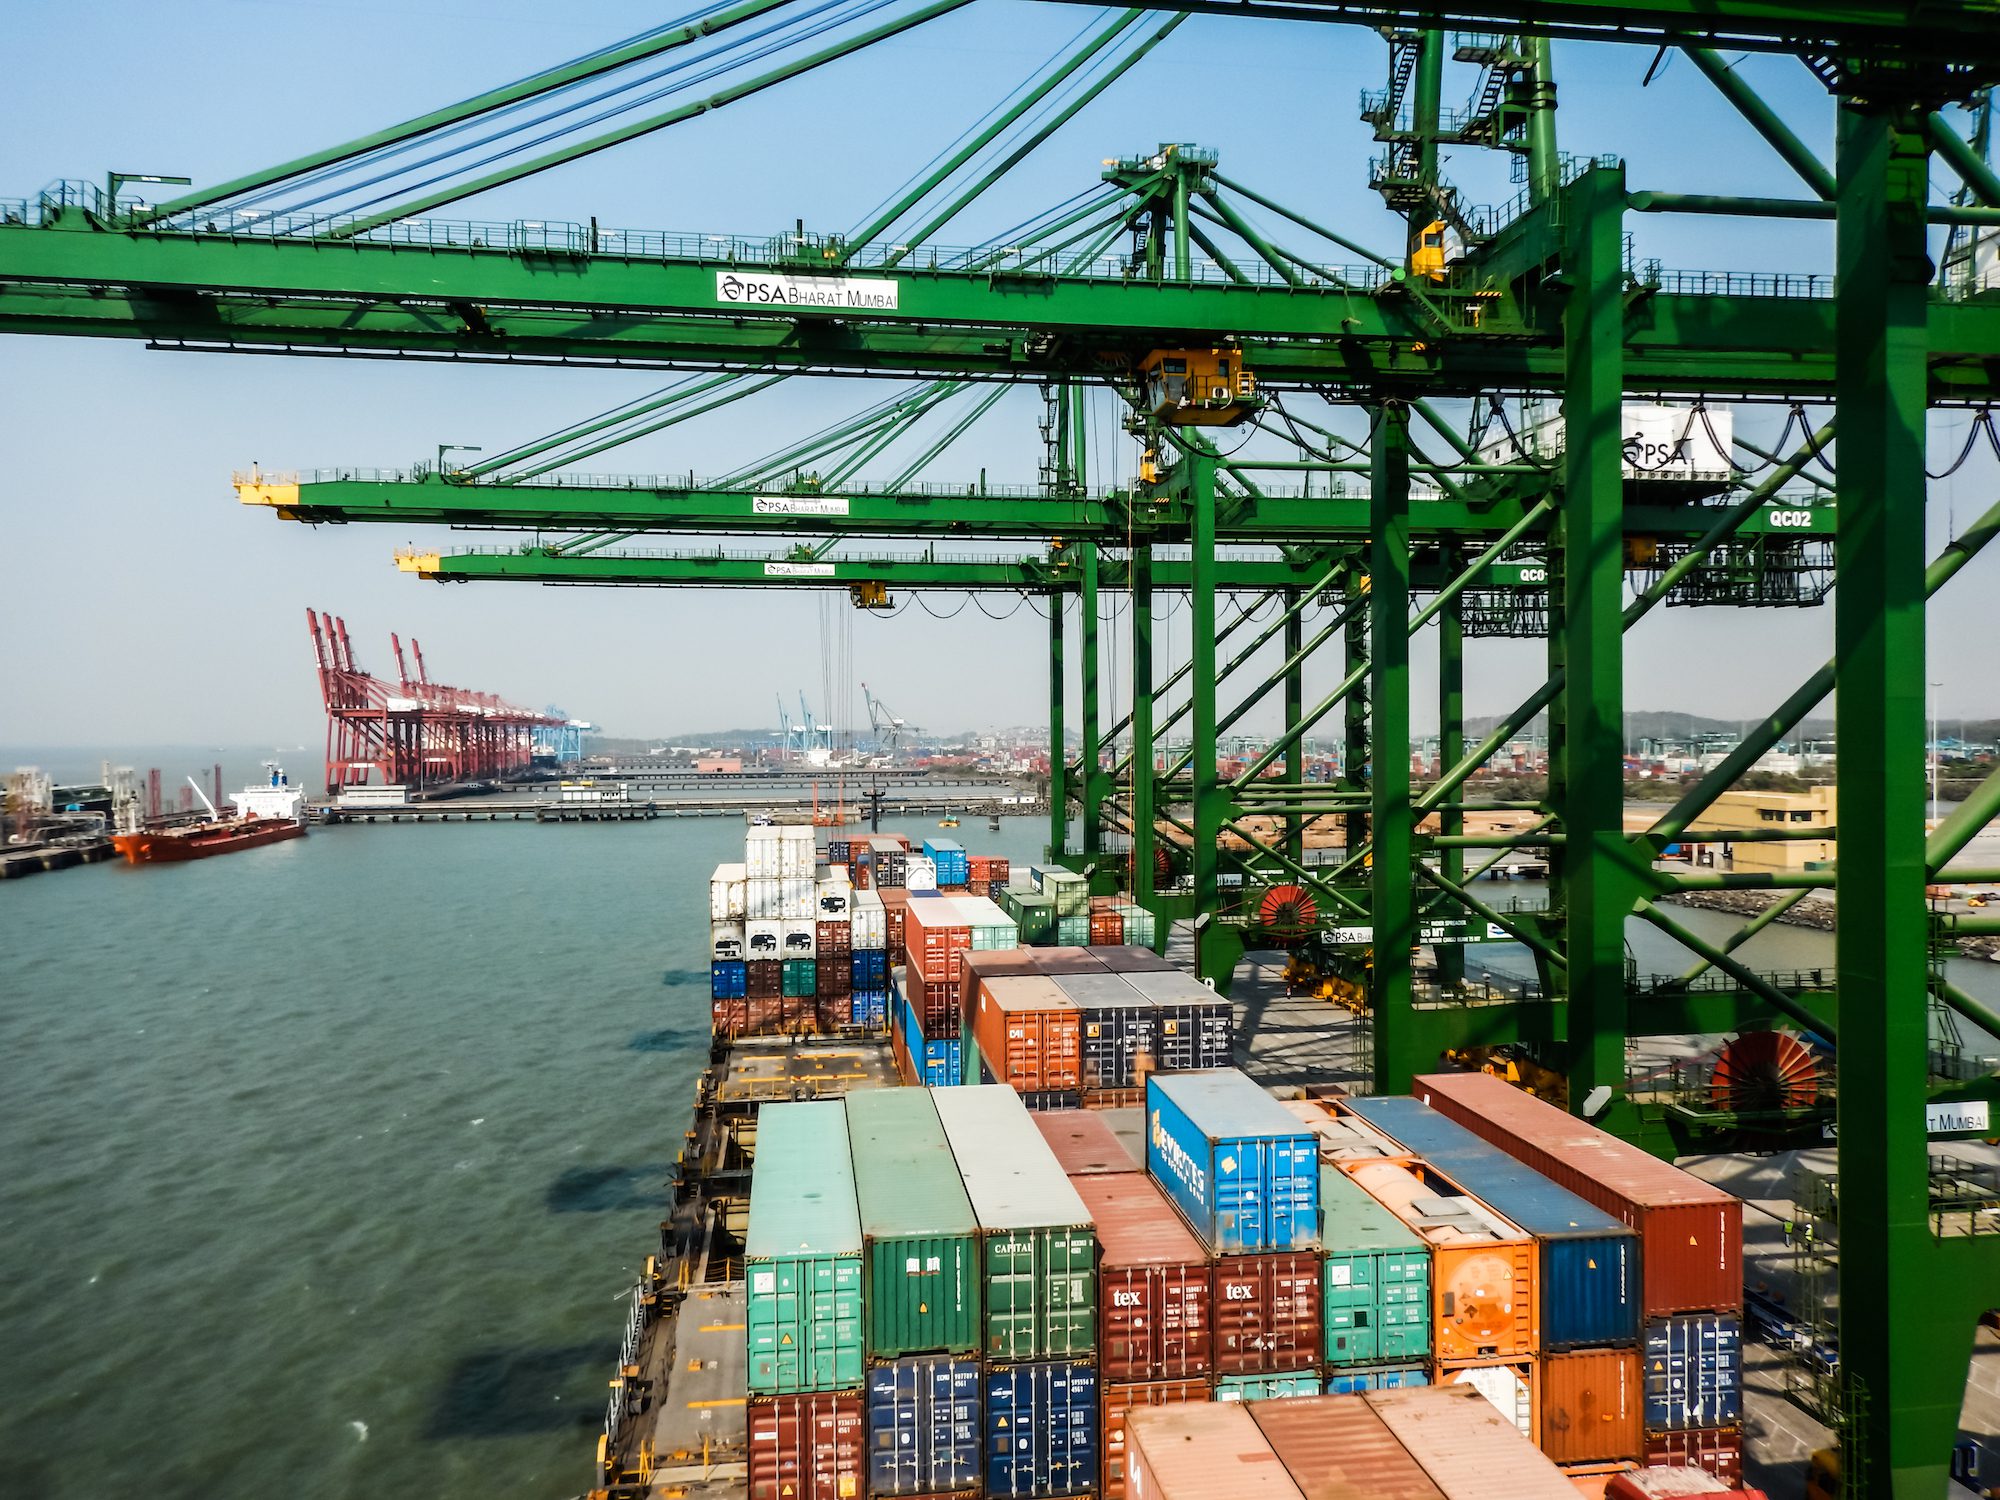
left=0, top=813, right=1047, bottom=1500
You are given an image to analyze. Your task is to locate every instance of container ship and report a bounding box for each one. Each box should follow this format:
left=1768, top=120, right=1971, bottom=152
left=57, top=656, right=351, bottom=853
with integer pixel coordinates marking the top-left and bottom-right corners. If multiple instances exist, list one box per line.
left=588, top=827, right=1761, bottom=1500
left=111, top=765, right=307, bottom=863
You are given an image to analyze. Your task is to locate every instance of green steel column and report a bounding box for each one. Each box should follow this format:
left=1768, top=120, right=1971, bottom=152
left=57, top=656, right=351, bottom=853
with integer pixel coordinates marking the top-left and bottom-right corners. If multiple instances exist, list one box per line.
left=1188, top=453, right=1233, bottom=987
left=1049, top=593, right=1067, bottom=859
left=1437, top=586, right=1466, bottom=987
left=1833, top=101, right=1967, bottom=1500
left=1370, top=404, right=1418, bottom=1090
left=1131, top=545, right=1157, bottom=908
left=1080, top=542, right=1105, bottom=859
left=1558, top=163, right=1633, bottom=1118
left=1525, top=36, right=1562, bottom=206
left=1410, top=31, right=1445, bottom=265
left=1284, top=588, right=1305, bottom=866
left=1342, top=565, right=1370, bottom=858
left=1171, top=157, right=1193, bottom=281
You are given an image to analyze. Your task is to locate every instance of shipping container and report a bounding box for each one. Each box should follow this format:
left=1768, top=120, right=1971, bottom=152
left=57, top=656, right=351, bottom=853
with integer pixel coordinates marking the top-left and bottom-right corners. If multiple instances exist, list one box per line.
left=866, top=1355, right=981, bottom=1495
left=782, top=918, right=818, bottom=959
left=932, top=1085, right=1098, bottom=1360
left=1034, top=1109, right=1139, bottom=1175
left=1438, top=1359, right=1537, bottom=1440
left=778, top=825, right=816, bottom=877
left=1539, top=1348, right=1643, bottom=1465
left=782, top=958, right=818, bottom=999
left=1346, top=1095, right=1641, bottom=1351
left=1323, top=1364, right=1431, bottom=1394
left=748, top=918, right=784, bottom=959
left=816, top=880, right=852, bottom=921
left=1247, top=1392, right=1449, bottom=1500
left=747, top=827, right=782, bottom=879
left=1366, top=1384, right=1577, bottom=1498
left=1055, top=974, right=1158, bottom=1090
left=1318, top=1163, right=1432, bottom=1366
left=1001, top=888, right=1058, bottom=945
left=1124, top=1402, right=1304, bottom=1500
left=1055, top=915, right=1091, bottom=946
left=1642, top=1427, right=1743, bottom=1488
left=984, top=1359, right=1098, bottom=1497
left=852, top=948, right=889, bottom=988
left=846, top=1089, right=981, bottom=1359
left=905, top=900, right=972, bottom=984
left=1282, top=1098, right=1412, bottom=1170
left=973, top=976, right=1083, bottom=1093
left=1603, top=1469, right=1748, bottom=1499
left=712, top=920, right=747, bottom=962
left=894, top=977, right=963, bottom=1088
left=853, top=888, right=888, bottom=950
left=851, top=988, right=888, bottom=1031
left=712, top=959, right=749, bottom=1000
left=1116, top=905, right=1158, bottom=949
left=908, top=974, right=962, bottom=1036
left=1124, top=973, right=1232, bottom=1070
left=1074, top=1173, right=1213, bottom=1381
left=1095, top=944, right=1171, bottom=973
left=1414, top=1073, right=1742, bottom=1318
left=957, top=894, right=1022, bottom=951
left=1346, top=1157, right=1538, bottom=1361
left=748, top=958, right=783, bottom=998
left=907, top=855, right=939, bottom=891
left=1214, top=1370, right=1322, bottom=1401
left=712, top=861, right=749, bottom=919
left=782, top=875, right=817, bottom=918
left=1030, top=864, right=1092, bottom=915
left=1101, top=1380, right=1209, bottom=1500
left=748, top=1391, right=865, bottom=1500
left=924, top=838, right=970, bottom=887
left=1147, top=1071, right=1319, bottom=1254
left=1212, top=1250, right=1322, bottom=1374
left=817, top=918, right=853, bottom=957
left=816, top=956, right=851, bottom=1000
left=1642, top=1315, right=1741, bottom=1431
left=1090, top=910, right=1126, bottom=946
left=746, top=1100, right=864, bottom=1393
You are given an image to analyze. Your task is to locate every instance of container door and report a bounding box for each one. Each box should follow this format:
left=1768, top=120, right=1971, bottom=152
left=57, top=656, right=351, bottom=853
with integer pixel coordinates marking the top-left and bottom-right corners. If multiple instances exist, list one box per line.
left=1322, top=1250, right=1380, bottom=1365
left=1042, top=1229, right=1097, bottom=1356
left=1378, top=1248, right=1432, bottom=1360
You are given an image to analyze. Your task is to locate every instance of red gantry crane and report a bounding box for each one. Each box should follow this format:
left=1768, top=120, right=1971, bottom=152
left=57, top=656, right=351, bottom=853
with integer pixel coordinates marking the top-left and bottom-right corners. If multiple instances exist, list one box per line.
left=306, top=608, right=567, bottom=796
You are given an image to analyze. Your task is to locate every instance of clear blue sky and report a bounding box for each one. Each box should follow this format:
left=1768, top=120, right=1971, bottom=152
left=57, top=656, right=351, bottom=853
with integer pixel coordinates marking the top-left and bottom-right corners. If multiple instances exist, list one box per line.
left=3, top=1, right=1994, bottom=753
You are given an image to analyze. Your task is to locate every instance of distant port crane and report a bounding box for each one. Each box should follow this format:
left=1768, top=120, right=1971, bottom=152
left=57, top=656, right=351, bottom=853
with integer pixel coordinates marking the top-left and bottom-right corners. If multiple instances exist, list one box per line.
left=862, top=683, right=917, bottom=752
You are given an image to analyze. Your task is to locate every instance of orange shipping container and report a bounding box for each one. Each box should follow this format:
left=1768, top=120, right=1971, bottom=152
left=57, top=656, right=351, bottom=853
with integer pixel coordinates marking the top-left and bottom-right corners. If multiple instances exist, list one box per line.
left=1538, top=1349, right=1643, bottom=1466
left=1125, top=1403, right=1305, bottom=1500
left=971, top=975, right=1081, bottom=1092
left=903, top=900, right=971, bottom=983
left=1101, top=1379, right=1209, bottom=1500
left=1346, top=1158, right=1539, bottom=1362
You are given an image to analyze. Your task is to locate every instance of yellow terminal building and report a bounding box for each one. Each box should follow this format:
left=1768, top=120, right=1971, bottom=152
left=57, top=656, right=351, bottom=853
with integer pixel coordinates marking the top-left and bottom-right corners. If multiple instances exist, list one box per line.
left=1689, top=787, right=1836, bottom=874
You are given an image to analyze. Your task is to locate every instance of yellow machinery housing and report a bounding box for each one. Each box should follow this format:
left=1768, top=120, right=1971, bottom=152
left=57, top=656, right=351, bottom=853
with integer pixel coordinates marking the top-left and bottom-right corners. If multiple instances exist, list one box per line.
left=1138, top=348, right=1259, bottom=426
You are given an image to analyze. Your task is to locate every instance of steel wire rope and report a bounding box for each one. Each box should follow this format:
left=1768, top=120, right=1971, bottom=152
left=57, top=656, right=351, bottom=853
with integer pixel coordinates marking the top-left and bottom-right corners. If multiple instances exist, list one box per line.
left=945, top=184, right=1121, bottom=268
left=1927, top=408, right=1997, bottom=479
left=1694, top=401, right=1763, bottom=476
left=1482, top=395, right=1559, bottom=472
left=912, top=593, right=973, bottom=619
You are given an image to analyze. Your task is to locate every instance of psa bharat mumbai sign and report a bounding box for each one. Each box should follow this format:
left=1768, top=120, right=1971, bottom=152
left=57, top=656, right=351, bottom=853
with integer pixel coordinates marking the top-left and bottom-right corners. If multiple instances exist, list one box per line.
left=715, top=271, right=899, bottom=311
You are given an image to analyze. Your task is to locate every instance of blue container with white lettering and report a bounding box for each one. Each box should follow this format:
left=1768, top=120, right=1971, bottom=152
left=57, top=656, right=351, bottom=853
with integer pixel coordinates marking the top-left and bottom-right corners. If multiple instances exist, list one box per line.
left=983, top=1359, right=1096, bottom=1497
left=867, top=1355, right=981, bottom=1495
left=1643, top=1313, right=1742, bottom=1430
left=895, top=980, right=962, bottom=1087
left=1323, top=1363, right=1430, bottom=1394
left=1145, top=1070, right=1319, bottom=1254
left=710, top=959, right=747, bottom=1000
left=852, top=948, right=889, bottom=988
left=852, top=988, right=888, bottom=1031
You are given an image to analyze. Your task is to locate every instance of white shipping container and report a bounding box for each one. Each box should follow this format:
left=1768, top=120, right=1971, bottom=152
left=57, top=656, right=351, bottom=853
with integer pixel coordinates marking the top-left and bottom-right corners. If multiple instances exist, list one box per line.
left=745, top=877, right=784, bottom=919
left=708, top=863, right=746, bottom=921
left=1442, top=1362, right=1534, bottom=1440
left=780, top=876, right=815, bottom=918
left=778, top=826, right=816, bottom=877
left=781, top=919, right=818, bottom=958
left=905, top=855, right=938, bottom=892
left=815, top=879, right=852, bottom=919
left=745, top=826, right=782, bottom=879
left=710, top=921, right=745, bottom=961
left=851, top=889, right=887, bottom=950
left=746, top=919, right=783, bottom=958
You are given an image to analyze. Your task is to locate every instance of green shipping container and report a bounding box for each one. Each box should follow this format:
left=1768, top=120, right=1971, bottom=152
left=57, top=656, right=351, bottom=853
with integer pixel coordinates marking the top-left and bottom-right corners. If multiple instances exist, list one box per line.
left=1056, top=915, right=1090, bottom=947
left=932, top=1085, right=1098, bottom=1360
left=1002, top=889, right=1057, bottom=945
left=782, top=958, right=817, bottom=997
left=1319, top=1163, right=1431, bottom=1366
left=746, top=1100, right=865, bottom=1393
left=846, top=1088, right=982, bottom=1358
left=1215, top=1371, right=1321, bottom=1401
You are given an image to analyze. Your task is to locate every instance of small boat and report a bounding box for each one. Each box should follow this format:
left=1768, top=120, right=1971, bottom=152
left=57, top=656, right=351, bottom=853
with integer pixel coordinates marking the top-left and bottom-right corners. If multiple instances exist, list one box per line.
left=937, top=808, right=960, bottom=828
left=112, top=764, right=307, bottom=863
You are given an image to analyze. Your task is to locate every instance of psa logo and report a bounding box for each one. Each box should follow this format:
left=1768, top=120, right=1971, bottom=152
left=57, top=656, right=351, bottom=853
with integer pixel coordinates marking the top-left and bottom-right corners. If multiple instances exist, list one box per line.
left=1151, top=1109, right=1208, bottom=1205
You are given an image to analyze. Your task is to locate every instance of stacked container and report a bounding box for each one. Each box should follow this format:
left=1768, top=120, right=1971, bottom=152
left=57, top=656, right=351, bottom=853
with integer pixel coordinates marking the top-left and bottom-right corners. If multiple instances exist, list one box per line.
left=1122, top=971, right=1233, bottom=1072
left=904, top=898, right=972, bottom=1032
left=972, top=975, right=1083, bottom=1107
left=934, top=1085, right=1099, bottom=1498
left=746, top=1100, right=866, bottom=1500
left=1247, top=1391, right=1449, bottom=1499
left=850, top=887, right=890, bottom=1028
left=924, top=837, right=970, bottom=888
left=892, top=971, right=963, bottom=1088
left=1100, top=1377, right=1208, bottom=1500
left=1315, top=1163, right=1433, bottom=1378
left=1034, top=1109, right=1139, bottom=1176
left=1147, top=1071, right=1323, bottom=1393
left=1366, top=1384, right=1581, bottom=1498
left=1124, top=1402, right=1306, bottom=1500
left=1414, top=1072, right=1745, bottom=1485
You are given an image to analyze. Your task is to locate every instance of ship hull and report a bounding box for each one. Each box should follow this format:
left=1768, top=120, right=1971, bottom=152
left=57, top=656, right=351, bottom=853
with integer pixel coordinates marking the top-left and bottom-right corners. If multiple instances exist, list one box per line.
left=112, top=819, right=306, bottom=863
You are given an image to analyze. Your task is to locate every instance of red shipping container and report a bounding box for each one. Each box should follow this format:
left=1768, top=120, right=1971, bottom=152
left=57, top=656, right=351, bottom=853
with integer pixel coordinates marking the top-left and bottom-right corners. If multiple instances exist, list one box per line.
left=713, top=995, right=748, bottom=1038
left=747, top=959, right=783, bottom=999
left=1083, top=1086, right=1145, bottom=1110
left=970, top=975, right=1081, bottom=1092
left=1127, top=1404, right=1305, bottom=1500
left=814, top=996, right=851, bottom=1033
left=1090, top=912, right=1125, bottom=946
left=747, top=1392, right=863, bottom=1500
left=1415, top=1072, right=1743, bottom=1318
left=852, top=864, right=872, bottom=890
left=1212, top=1251, right=1322, bottom=1374
left=903, top=901, right=972, bottom=983
left=1539, top=1349, right=1644, bottom=1466
left=968, top=854, right=994, bottom=884
left=988, top=857, right=1010, bottom=883
left=1101, top=1379, right=1209, bottom=1500
left=1074, top=1173, right=1214, bottom=1380
left=1247, top=1394, right=1448, bottom=1500
left=1034, top=1109, right=1137, bottom=1175
left=1642, top=1428, right=1742, bottom=1488
left=909, top=976, right=961, bottom=1036
left=815, top=960, right=850, bottom=999
left=961, top=949, right=1048, bottom=988
left=816, top=920, right=852, bottom=957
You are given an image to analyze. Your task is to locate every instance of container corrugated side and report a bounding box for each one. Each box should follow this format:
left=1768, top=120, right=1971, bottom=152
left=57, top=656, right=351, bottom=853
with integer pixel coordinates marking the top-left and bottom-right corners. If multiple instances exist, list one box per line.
left=1414, top=1072, right=1742, bottom=1318
left=984, top=1359, right=1097, bottom=1497
left=1125, top=1402, right=1305, bottom=1500
left=972, top=976, right=1082, bottom=1093
left=1344, top=1095, right=1640, bottom=1351
left=1323, top=1363, right=1431, bottom=1394
left=1102, top=1379, right=1209, bottom=1500
left=1364, top=1384, right=1578, bottom=1498
left=1319, top=1163, right=1431, bottom=1366
left=1095, top=944, right=1171, bottom=973
left=1642, top=1314, right=1741, bottom=1431
left=1033, top=1109, right=1139, bottom=1175
left=746, top=1100, right=864, bottom=1393
left=1213, top=1370, right=1321, bottom=1401
left=1074, top=1172, right=1213, bottom=1381
left=865, top=1355, right=981, bottom=1495
left=846, top=1088, right=980, bottom=1359
left=1146, top=1071, right=1319, bottom=1254
left=1247, top=1392, right=1448, bottom=1500
left=1212, top=1250, right=1322, bottom=1374
left=1641, top=1426, right=1743, bottom=1488
left=1538, top=1348, right=1642, bottom=1465
left=932, top=1085, right=1097, bottom=1360
left=747, top=1391, right=865, bottom=1500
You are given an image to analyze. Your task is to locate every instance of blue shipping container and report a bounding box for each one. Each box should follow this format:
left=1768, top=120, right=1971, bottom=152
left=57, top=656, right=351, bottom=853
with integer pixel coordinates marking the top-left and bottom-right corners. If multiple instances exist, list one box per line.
left=1323, top=1364, right=1431, bottom=1394
left=983, top=1360, right=1097, bottom=1498
left=710, top=959, right=747, bottom=1000
left=1644, top=1313, right=1742, bottom=1430
left=923, top=839, right=969, bottom=886
left=1146, top=1071, right=1319, bottom=1253
left=895, top=982, right=962, bottom=1087
left=852, top=949, right=889, bottom=987
left=852, top=988, right=888, bottom=1030
left=1345, top=1094, right=1641, bottom=1350
left=868, top=1356, right=981, bottom=1495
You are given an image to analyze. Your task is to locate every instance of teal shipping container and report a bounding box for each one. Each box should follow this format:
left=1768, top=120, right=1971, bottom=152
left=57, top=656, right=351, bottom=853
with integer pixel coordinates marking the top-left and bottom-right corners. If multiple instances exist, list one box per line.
left=781, top=957, right=817, bottom=998
left=746, top=1099, right=865, bottom=1393
left=1213, top=1371, right=1321, bottom=1401
left=847, top=1088, right=982, bottom=1359
left=932, top=1085, right=1098, bottom=1361
left=1319, top=1163, right=1432, bottom=1366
